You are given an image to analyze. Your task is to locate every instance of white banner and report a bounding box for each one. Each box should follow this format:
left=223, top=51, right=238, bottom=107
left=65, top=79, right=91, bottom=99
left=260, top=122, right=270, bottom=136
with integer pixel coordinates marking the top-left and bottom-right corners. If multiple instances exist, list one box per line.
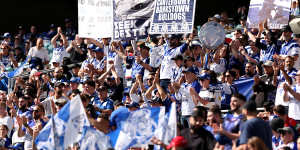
left=78, top=0, right=114, bottom=38
left=247, top=0, right=291, bottom=29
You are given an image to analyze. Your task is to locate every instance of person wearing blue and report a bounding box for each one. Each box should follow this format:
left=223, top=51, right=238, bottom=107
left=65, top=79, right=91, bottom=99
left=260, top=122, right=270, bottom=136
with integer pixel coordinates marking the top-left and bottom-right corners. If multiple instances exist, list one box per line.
left=274, top=56, right=297, bottom=86
left=16, top=104, right=47, bottom=150
left=50, top=27, right=69, bottom=67
left=160, top=34, right=192, bottom=92
left=241, top=41, right=260, bottom=64
left=275, top=25, right=300, bottom=60
left=95, top=86, right=114, bottom=115
left=176, top=67, right=201, bottom=128
left=277, top=127, right=298, bottom=150
left=213, top=93, right=246, bottom=150
left=221, top=71, right=238, bottom=110
left=269, top=117, right=284, bottom=149
left=132, top=42, right=152, bottom=80
left=170, top=55, right=184, bottom=84
left=83, top=79, right=100, bottom=107
left=237, top=101, right=273, bottom=150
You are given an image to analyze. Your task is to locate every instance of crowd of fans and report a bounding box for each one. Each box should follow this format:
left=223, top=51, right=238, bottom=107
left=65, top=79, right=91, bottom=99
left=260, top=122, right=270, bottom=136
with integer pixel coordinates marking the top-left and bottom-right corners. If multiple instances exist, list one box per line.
left=1, top=2, right=300, bottom=150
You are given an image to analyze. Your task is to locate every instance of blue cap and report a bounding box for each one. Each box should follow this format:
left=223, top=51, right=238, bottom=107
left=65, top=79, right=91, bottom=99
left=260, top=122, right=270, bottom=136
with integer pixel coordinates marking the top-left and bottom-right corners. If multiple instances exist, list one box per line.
left=182, top=67, right=198, bottom=74
left=3, top=33, right=11, bottom=38
left=167, top=34, right=182, bottom=39
left=93, top=47, right=104, bottom=53
left=70, top=77, right=80, bottom=83
left=198, top=73, right=210, bottom=80
left=88, top=44, right=96, bottom=50
left=126, top=102, right=140, bottom=108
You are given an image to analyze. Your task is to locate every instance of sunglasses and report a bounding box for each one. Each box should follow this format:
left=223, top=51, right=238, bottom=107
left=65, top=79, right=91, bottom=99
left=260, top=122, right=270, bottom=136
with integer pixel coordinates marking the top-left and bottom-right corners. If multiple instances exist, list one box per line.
left=32, top=109, right=39, bottom=113
left=147, top=78, right=154, bottom=81
left=225, top=75, right=231, bottom=77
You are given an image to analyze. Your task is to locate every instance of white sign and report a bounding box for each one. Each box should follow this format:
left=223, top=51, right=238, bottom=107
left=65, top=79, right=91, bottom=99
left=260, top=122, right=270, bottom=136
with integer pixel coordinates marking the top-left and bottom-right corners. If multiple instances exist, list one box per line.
left=78, top=0, right=114, bottom=38
left=247, top=0, right=291, bottom=29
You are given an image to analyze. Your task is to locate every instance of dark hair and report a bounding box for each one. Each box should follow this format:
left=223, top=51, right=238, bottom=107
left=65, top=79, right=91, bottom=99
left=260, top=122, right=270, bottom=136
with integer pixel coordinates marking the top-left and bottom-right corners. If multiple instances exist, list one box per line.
left=208, top=105, right=221, bottom=116
left=80, top=93, right=90, bottom=102
left=71, top=89, right=81, bottom=96
left=273, top=105, right=286, bottom=116
left=84, top=79, right=95, bottom=88
left=35, top=103, right=45, bottom=113
left=243, top=101, right=257, bottom=113
left=232, top=93, right=247, bottom=102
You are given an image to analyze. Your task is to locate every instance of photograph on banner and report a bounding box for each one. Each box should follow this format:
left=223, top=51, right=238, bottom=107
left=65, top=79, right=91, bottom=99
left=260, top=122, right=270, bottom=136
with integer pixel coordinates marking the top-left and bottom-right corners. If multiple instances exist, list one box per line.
left=113, top=0, right=155, bottom=40
left=149, top=0, right=196, bottom=34
left=78, top=0, right=113, bottom=38
left=247, top=0, right=291, bottom=29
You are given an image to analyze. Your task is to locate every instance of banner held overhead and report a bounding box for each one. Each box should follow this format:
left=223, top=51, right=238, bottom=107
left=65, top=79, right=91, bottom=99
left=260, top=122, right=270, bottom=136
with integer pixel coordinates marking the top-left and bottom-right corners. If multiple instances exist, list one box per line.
left=78, top=0, right=114, bottom=38
left=149, top=0, right=196, bottom=34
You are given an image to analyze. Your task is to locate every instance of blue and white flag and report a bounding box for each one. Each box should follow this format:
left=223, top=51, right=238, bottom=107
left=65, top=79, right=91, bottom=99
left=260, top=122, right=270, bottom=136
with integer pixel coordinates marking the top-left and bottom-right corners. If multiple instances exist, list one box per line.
left=80, top=126, right=112, bottom=150
left=108, top=106, right=165, bottom=150
left=149, top=0, right=196, bottom=34
left=35, top=117, right=58, bottom=150
left=154, top=102, right=177, bottom=150
left=35, top=95, right=90, bottom=150
left=7, top=57, right=28, bottom=78
left=234, top=78, right=254, bottom=100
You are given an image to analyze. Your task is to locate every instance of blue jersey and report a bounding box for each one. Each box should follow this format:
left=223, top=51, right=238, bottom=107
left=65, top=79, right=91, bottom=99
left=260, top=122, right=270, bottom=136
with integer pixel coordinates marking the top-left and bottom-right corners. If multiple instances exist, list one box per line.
left=280, top=39, right=300, bottom=56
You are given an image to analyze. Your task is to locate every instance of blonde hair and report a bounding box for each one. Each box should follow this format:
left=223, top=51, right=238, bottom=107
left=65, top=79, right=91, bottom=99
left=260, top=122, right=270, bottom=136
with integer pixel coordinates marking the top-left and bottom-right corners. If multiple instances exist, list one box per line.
left=247, top=137, right=268, bottom=150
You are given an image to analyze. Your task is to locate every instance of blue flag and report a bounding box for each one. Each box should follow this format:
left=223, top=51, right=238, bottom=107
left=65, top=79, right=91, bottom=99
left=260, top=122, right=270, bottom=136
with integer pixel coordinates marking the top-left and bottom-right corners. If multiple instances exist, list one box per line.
left=234, top=78, right=254, bottom=100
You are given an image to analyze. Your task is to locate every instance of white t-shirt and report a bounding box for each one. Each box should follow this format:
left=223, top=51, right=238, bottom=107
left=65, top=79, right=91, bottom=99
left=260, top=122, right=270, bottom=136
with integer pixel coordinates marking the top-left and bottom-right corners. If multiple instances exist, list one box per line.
left=28, top=47, right=49, bottom=62
left=0, top=116, right=13, bottom=136
left=175, top=83, right=195, bottom=116
left=160, top=44, right=187, bottom=80
left=288, top=84, right=300, bottom=120
left=198, top=87, right=222, bottom=108
left=50, top=47, right=69, bottom=65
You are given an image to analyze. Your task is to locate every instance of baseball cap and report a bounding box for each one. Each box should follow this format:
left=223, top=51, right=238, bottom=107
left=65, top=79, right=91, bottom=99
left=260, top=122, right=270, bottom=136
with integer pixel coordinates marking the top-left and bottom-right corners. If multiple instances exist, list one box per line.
left=93, top=47, right=104, bottom=53
left=54, top=82, right=65, bottom=88
left=34, top=72, right=43, bottom=77
left=70, top=77, right=80, bottom=83
left=290, top=18, right=300, bottom=34
left=166, top=136, right=188, bottom=149
left=3, top=33, right=11, bottom=38
left=182, top=67, right=198, bottom=74
left=263, top=60, right=273, bottom=67
left=281, top=25, right=292, bottom=33
left=198, top=72, right=210, bottom=80
left=88, top=44, right=96, bottom=50
left=54, top=97, right=68, bottom=104
left=171, top=55, right=184, bottom=61
left=167, top=34, right=182, bottom=39
left=270, top=118, right=284, bottom=132
left=191, top=40, right=202, bottom=47
left=126, top=102, right=140, bottom=108
left=278, top=127, right=295, bottom=136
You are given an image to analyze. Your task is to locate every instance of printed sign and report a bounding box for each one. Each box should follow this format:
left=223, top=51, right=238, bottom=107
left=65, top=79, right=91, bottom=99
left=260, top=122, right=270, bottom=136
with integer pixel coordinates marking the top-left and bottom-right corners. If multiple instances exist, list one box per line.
left=247, top=0, right=292, bottom=29
left=149, top=0, right=196, bottom=34
left=78, top=0, right=114, bottom=38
